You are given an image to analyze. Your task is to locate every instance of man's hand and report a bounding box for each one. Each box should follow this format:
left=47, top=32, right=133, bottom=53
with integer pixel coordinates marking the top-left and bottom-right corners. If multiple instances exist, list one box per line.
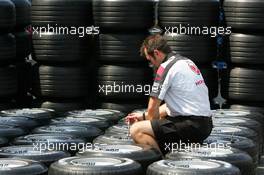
left=125, top=112, right=144, bottom=124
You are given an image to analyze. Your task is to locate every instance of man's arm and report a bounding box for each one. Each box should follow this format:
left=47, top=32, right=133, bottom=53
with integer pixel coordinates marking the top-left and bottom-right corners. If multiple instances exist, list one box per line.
left=159, top=103, right=168, bottom=119
left=144, top=96, right=168, bottom=120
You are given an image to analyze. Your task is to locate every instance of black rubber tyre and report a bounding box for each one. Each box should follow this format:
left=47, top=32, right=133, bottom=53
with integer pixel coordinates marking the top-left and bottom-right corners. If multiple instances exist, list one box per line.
left=0, top=66, right=17, bottom=97
left=212, top=116, right=262, bottom=137
left=212, top=116, right=263, bottom=154
left=0, top=158, right=48, bottom=175
left=93, top=0, right=154, bottom=31
left=225, top=68, right=264, bottom=102
left=77, top=144, right=161, bottom=171
left=49, top=157, right=143, bottom=175
left=13, top=30, right=31, bottom=60
left=0, top=100, right=16, bottom=110
left=200, top=68, right=218, bottom=98
left=0, top=116, right=39, bottom=129
left=95, top=109, right=125, bottom=120
left=212, top=109, right=264, bottom=126
left=12, top=134, right=86, bottom=152
left=32, top=125, right=102, bottom=142
left=105, top=124, right=129, bottom=135
left=0, top=137, right=8, bottom=147
left=0, top=33, right=16, bottom=63
left=98, top=34, right=148, bottom=63
left=10, top=0, right=31, bottom=28
left=205, top=134, right=258, bottom=163
left=31, top=0, right=93, bottom=27
left=0, top=145, right=70, bottom=166
left=257, top=166, right=264, bottom=175
left=97, top=65, right=152, bottom=99
left=230, top=104, right=264, bottom=115
left=223, top=0, right=264, bottom=31
left=228, top=33, right=264, bottom=64
left=93, top=134, right=134, bottom=145
left=15, top=61, right=32, bottom=103
left=147, top=159, right=240, bottom=175
left=98, top=101, right=147, bottom=114
left=164, top=34, right=217, bottom=64
left=51, top=117, right=109, bottom=131
left=166, top=147, right=254, bottom=175
left=158, top=0, right=219, bottom=28
left=0, top=125, right=26, bottom=139
left=211, top=125, right=258, bottom=144
left=32, top=100, right=87, bottom=115
left=32, top=32, right=93, bottom=63
left=1, top=108, right=53, bottom=125
left=131, top=109, right=147, bottom=113
left=33, top=65, right=88, bottom=99
left=260, top=155, right=264, bottom=165
left=0, top=0, right=15, bottom=31
left=66, top=109, right=121, bottom=123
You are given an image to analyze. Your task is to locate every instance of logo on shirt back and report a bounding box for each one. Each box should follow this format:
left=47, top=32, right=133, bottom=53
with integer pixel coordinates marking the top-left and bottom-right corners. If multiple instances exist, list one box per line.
left=187, top=61, right=201, bottom=75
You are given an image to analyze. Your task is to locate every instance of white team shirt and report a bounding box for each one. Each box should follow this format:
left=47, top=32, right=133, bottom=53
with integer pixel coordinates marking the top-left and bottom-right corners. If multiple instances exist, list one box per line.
left=150, top=53, right=212, bottom=117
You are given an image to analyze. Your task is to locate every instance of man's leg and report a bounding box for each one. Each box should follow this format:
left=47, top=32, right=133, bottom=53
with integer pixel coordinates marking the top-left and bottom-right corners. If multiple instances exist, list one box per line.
left=130, top=120, right=161, bottom=153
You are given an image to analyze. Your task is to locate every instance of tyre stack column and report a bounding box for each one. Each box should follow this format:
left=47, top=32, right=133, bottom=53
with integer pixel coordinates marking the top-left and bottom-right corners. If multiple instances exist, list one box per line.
left=158, top=0, right=219, bottom=108
left=93, top=0, right=154, bottom=114
left=223, top=0, right=264, bottom=162
left=0, top=0, right=19, bottom=110
left=223, top=0, right=264, bottom=114
left=31, top=0, right=95, bottom=114
left=11, top=0, right=32, bottom=108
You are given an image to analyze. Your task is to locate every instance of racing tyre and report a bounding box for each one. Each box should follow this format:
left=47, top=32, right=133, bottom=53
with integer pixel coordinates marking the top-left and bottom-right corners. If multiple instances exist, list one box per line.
left=158, top=0, right=219, bottom=28
left=93, top=0, right=154, bottom=31
left=10, top=0, right=31, bottom=28
left=164, top=34, right=217, bottom=64
left=227, top=33, right=264, bottom=64
left=0, top=145, right=70, bottom=166
left=33, top=65, right=88, bottom=99
left=98, top=34, right=148, bottom=63
left=147, top=159, right=240, bottom=175
left=33, top=125, right=102, bottom=142
left=32, top=32, right=93, bottom=63
left=0, top=0, right=15, bottom=31
left=166, top=147, right=254, bottom=175
left=223, top=0, right=264, bottom=31
left=31, top=0, right=93, bottom=27
left=0, top=158, right=48, bottom=175
left=0, top=33, right=16, bottom=63
left=77, top=144, right=162, bottom=171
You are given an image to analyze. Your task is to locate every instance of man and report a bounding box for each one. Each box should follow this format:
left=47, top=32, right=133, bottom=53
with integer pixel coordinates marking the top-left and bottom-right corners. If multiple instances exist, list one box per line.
left=125, top=34, right=213, bottom=155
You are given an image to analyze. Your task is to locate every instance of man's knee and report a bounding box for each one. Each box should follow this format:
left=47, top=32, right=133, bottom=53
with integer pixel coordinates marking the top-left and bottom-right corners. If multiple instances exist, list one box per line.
left=130, top=121, right=154, bottom=140
left=130, top=123, right=142, bottom=140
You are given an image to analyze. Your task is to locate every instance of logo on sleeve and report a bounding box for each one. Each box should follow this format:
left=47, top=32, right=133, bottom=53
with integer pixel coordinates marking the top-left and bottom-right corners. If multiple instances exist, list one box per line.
left=187, top=61, right=201, bottom=75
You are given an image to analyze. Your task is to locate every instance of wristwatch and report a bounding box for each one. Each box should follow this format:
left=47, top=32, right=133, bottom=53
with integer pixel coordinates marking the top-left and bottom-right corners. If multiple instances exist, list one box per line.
left=143, top=112, right=146, bottom=120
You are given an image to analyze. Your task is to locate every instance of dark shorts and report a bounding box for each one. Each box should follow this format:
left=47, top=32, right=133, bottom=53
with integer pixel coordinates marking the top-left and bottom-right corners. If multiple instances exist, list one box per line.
left=151, top=115, right=213, bottom=155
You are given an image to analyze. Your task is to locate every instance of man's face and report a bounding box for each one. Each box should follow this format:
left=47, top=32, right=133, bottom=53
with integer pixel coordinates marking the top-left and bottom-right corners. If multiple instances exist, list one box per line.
left=144, top=48, right=160, bottom=68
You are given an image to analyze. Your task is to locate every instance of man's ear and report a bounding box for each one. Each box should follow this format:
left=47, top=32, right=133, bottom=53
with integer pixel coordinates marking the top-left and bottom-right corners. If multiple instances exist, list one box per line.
left=153, top=49, right=159, bottom=56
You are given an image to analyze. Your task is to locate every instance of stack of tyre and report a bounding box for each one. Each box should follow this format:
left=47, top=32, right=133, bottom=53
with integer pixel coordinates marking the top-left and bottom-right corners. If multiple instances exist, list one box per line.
left=30, top=0, right=95, bottom=114
left=93, top=0, right=154, bottom=113
left=162, top=109, right=264, bottom=175
left=0, top=108, right=70, bottom=175
left=223, top=0, right=264, bottom=114
left=11, top=0, right=32, bottom=108
left=205, top=109, right=264, bottom=174
left=159, top=0, right=219, bottom=104
left=0, top=0, right=31, bottom=110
